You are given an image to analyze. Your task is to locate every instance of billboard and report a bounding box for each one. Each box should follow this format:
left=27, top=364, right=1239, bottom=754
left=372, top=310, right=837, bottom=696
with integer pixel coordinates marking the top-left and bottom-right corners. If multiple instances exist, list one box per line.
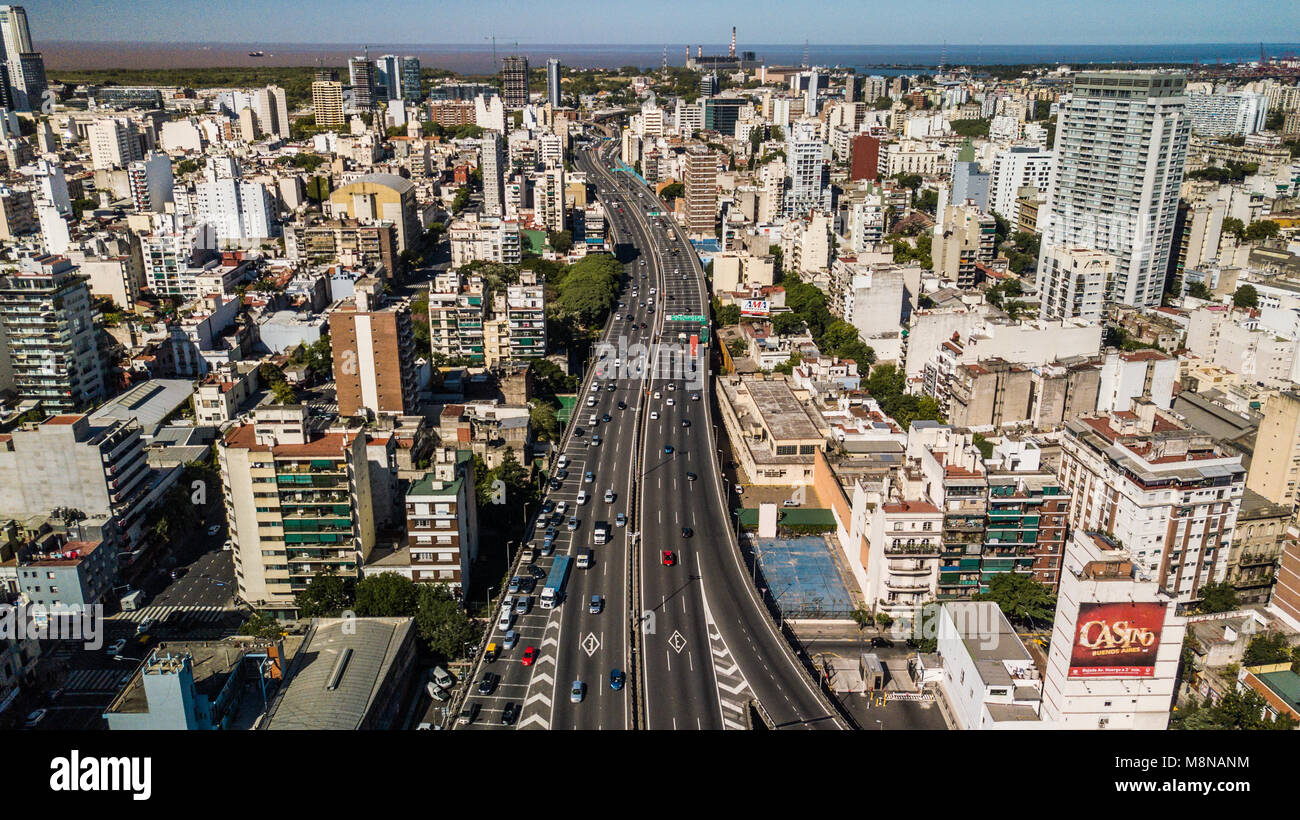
left=740, top=299, right=769, bottom=317
left=1067, top=601, right=1167, bottom=678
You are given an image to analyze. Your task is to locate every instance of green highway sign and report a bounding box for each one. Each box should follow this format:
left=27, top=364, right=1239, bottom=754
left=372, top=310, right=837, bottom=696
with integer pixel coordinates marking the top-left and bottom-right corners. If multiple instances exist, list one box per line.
left=668, top=314, right=707, bottom=323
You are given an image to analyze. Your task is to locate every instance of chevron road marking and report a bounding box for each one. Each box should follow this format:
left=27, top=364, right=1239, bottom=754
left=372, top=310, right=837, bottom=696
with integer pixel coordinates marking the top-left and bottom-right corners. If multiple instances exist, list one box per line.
left=518, top=713, right=550, bottom=729
left=699, top=582, right=756, bottom=729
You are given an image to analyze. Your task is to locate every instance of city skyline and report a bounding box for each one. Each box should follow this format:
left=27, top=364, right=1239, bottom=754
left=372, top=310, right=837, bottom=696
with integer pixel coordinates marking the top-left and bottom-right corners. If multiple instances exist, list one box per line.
left=30, top=0, right=1300, bottom=46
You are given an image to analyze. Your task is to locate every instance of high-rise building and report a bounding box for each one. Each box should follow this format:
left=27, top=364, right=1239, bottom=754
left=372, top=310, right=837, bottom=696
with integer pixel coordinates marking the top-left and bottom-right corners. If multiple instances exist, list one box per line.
left=1037, top=246, right=1114, bottom=322
left=546, top=58, right=562, bottom=108
left=0, top=255, right=105, bottom=413
left=534, top=164, right=566, bottom=233
left=699, top=72, right=719, bottom=99
left=127, top=151, right=174, bottom=214
left=329, top=277, right=418, bottom=418
left=989, top=145, right=1053, bottom=221
left=218, top=406, right=376, bottom=611
left=0, top=5, right=42, bottom=111
left=684, top=148, right=717, bottom=238
left=1187, top=90, right=1269, bottom=137
left=505, top=270, right=546, bottom=359
left=88, top=117, right=142, bottom=170
left=376, top=54, right=401, bottom=101
left=849, top=134, right=880, bottom=181
left=254, top=85, right=291, bottom=139
left=428, top=272, right=486, bottom=364
left=501, top=56, right=529, bottom=110
left=312, top=79, right=345, bottom=128
left=349, top=56, right=378, bottom=110
left=931, top=203, right=995, bottom=289
left=400, top=56, right=422, bottom=102
left=1038, top=72, right=1191, bottom=309
left=480, top=132, right=505, bottom=217
left=194, top=156, right=273, bottom=241
left=950, top=142, right=989, bottom=212
left=405, top=452, right=479, bottom=591
left=783, top=120, right=831, bottom=218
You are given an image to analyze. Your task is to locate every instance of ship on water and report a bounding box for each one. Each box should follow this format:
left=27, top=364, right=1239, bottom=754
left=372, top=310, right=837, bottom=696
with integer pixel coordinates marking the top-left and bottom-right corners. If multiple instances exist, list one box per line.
left=248, top=50, right=265, bottom=57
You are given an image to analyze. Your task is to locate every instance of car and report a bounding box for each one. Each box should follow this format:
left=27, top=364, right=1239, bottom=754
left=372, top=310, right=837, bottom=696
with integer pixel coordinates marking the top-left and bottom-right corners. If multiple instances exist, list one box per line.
left=207, top=525, right=221, bottom=536
left=640, top=322, right=647, bottom=329
left=497, top=610, right=515, bottom=632
left=427, top=683, right=449, bottom=702
left=107, top=638, right=128, bottom=656
left=609, top=669, right=625, bottom=691
left=653, top=391, right=661, bottom=399
left=616, top=512, right=627, bottom=527
left=514, top=596, right=531, bottom=615
left=24, top=708, right=47, bottom=728
left=666, top=382, right=674, bottom=390
left=529, top=564, right=547, bottom=580
left=556, top=468, right=569, bottom=481
left=783, top=499, right=800, bottom=507
left=617, top=401, right=627, bottom=410
left=544, top=525, right=558, bottom=540
left=691, top=393, right=700, bottom=401
left=576, top=490, right=588, bottom=505
left=591, top=435, right=602, bottom=446
left=666, top=397, right=674, bottom=406
left=590, top=382, right=600, bottom=392
left=222, top=540, right=233, bottom=551
left=570, top=680, right=586, bottom=703
left=686, top=471, right=697, bottom=481
left=567, top=516, right=579, bottom=531
left=555, top=501, right=568, bottom=516
left=503, top=630, right=519, bottom=650
left=664, top=445, right=674, bottom=454
left=661, top=550, right=677, bottom=566
left=521, top=646, right=537, bottom=666
left=573, top=427, right=584, bottom=438
left=602, top=413, right=612, bottom=423
left=604, top=489, right=616, bottom=503
left=508, top=576, right=522, bottom=594
left=626, top=313, right=636, bottom=321
left=681, top=419, right=691, bottom=428
left=416, top=722, right=433, bottom=730
left=584, top=471, right=595, bottom=483
left=549, top=478, right=562, bottom=491
left=135, top=618, right=155, bottom=635
left=681, top=527, right=693, bottom=538
left=500, top=702, right=519, bottom=725
left=606, top=383, right=616, bottom=392
left=477, top=672, right=499, bottom=695
left=870, top=637, right=896, bottom=649
left=589, top=595, right=603, bottom=614
left=650, top=411, right=659, bottom=420
left=170, top=567, right=187, bottom=580
left=457, top=703, right=480, bottom=725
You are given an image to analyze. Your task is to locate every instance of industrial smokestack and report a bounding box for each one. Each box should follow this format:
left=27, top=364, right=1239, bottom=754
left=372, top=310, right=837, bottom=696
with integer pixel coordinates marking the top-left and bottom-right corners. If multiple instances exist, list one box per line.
left=730, top=27, right=736, bottom=58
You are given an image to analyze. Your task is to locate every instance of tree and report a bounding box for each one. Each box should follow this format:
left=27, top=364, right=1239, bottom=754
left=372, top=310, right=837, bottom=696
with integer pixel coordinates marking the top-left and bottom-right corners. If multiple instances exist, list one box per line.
left=415, top=583, right=479, bottom=661
left=875, top=612, right=894, bottom=628
left=659, top=182, right=684, bottom=199
left=873, top=96, right=893, bottom=110
left=1196, top=581, right=1239, bottom=614
left=1244, top=220, right=1280, bottom=242
left=1221, top=217, right=1246, bottom=239
left=1243, top=631, right=1292, bottom=667
left=1173, top=689, right=1296, bottom=730
left=727, top=339, right=748, bottom=358
left=295, top=570, right=355, bottom=618
left=355, top=572, right=420, bottom=617
left=850, top=608, right=872, bottom=630
left=716, top=304, right=741, bottom=326
left=451, top=186, right=471, bottom=214
left=271, top=380, right=299, bottom=405
left=972, top=572, right=1056, bottom=628
left=1233, top=285, right=1258, bottom=309
left=547, top=230, right=573, bottom=254
left=1186, top=281, right=1213, bottom=300
left=771, top=312, right=806, bottom=336
left=530, top=401, right=562, bottom=441
left=71, top=197, right=98, bottom=219
left=238, top=613, right=286, bottom=640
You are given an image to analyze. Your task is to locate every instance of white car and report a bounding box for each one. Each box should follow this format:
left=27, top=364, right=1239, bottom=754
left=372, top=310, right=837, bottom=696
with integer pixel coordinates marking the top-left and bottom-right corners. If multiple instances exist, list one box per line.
left=604, top=489, right=616, bottom=503
left=497, top=610, right=515, bottom=632
left=590, top=382, right=600, bottom=392
left=666, top=397, right=675, bottom=406
left=650, top=411, right=659, bottom=420
left=653, top=391, right=661, bottom=399
left=576, top=491, right=589, bottom=505
left=556, top=501, right=568, bottom=516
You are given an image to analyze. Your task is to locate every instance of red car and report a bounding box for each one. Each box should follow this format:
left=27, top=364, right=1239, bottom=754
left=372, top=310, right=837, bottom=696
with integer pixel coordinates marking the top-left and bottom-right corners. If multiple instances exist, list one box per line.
left=521, top=646, right=537, bottom=666
left=661, top=550, right=676, bottom=566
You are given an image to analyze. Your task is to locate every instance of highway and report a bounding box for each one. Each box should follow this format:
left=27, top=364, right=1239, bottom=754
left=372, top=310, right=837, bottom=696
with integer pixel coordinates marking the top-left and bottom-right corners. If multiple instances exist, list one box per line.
left=457, top=126, right=843, bottom=730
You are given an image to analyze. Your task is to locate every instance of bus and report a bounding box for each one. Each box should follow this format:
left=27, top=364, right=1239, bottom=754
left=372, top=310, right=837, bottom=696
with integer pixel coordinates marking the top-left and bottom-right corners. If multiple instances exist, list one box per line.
left=541, top=555, right=572, bottom=609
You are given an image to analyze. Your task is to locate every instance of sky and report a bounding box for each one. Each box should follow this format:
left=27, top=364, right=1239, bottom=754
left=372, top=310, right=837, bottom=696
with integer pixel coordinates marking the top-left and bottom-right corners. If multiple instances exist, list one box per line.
left=30, top=0, right=1300, bottom=45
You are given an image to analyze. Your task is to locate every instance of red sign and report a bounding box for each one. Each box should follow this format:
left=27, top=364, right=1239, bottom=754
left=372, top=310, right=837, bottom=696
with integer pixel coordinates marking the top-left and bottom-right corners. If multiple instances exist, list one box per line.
left=690, top=334, right=698, bottom=357
left=1067, top=602, right=1166, bottom=678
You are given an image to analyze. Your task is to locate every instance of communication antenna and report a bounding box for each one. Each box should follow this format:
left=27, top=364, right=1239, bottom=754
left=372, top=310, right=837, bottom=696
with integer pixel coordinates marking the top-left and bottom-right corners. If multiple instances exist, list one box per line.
left=802, top=40, right=809, bottom=69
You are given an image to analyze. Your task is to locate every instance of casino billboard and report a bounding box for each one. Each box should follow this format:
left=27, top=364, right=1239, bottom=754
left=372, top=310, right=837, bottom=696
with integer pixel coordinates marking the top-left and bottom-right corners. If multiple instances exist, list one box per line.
left=1066, top=601, right=1167, bottom=678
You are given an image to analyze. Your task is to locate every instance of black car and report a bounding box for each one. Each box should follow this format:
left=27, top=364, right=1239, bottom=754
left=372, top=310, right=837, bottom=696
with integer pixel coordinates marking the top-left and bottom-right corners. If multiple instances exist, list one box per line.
left=519, top=576, right=537, bottom=593
left=681, top=419, right=691, bottom=428
left=556, top=469, right=568, bottom=480
left=457, top=703, right=480, bottom=725
left=602, top=413, right=612, bottom=423
left=500, top=702, right=519, bottom=725
left=686, top=471, right=697, bottom=481
left=529, top=565, right=547, bottom=579
left=549, top=478, right=562, bottom=490
left=477, top=672, right=499, bottom=695
left=870, top=637, right=895, bottom=649
left=617, top=401, right=627, bottom=410
left=681, top=527, right=693, bottom=538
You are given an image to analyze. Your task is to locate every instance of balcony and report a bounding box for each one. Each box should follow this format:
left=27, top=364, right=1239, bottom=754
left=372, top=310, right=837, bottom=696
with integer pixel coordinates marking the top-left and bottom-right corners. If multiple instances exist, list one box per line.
left=884, top=543, right=941, bottom=556
left=887, top=559, right=932, bottom=575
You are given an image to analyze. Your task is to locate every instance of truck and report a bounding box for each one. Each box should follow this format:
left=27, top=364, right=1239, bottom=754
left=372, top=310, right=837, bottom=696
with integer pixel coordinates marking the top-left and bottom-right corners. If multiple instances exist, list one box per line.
left=120, top=589, right=146, bottom=611
left=540, top=555, right=571, bottom=609
left=593, top=521, right=610, bottom=545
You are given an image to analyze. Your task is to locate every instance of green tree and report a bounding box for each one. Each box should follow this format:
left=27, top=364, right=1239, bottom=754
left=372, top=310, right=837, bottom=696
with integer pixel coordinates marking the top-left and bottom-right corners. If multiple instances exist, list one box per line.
left=1186, top=281, right=1213, bottom=300
left=972, top=572, right=1056, bottom=628
left=1233, top=285, right=1258, bottom=309
left=415, top=583, right=479, bottom=660
left=659, top=181, right=684, bottom=199
left=530, top=401, right=562, bottom=442
left=451, top=186, right=471, bottom=214
left=238, top=613, right=286, bottom=640
left=547, top=230, right=573, bottom=254
left=850, top=608, right=872, bottom=630
left=1243, top=631, right=1292, bottom=666
left=295, top=570, right=355, bottom=618
left=1173, top=689, right=1296, bottom=730
left=1221, top=217, right=1246, bottom=239
left=271, top=380, right=299, bottom=405
left=771, top=312, right=806, bottom=336
left=716, top=304, right=741, bottom=326
left=354, top=572, right=420, bottom=617
left=727, top=339, right=748, bottom=358
left=1197, top=581, right=1239, bottom=614
left=71, top=197, right=98, bottom=219
left=1244, top=220, right=1280, bottom=242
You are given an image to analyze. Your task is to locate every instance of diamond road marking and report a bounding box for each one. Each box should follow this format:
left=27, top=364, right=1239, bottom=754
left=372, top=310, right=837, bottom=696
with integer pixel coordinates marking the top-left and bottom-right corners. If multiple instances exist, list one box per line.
left=669, top=630, right=687, bottom=653
left=581, top=631, right=601, bottom=657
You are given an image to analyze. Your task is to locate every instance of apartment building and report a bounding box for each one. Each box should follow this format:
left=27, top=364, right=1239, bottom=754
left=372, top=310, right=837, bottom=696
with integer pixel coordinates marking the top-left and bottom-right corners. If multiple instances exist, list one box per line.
left=864, top=500, right=943, bottom=620
left=218, top=406, right=376, bottom=616
left=329, top=277, right=418, bottom=418
left=0, top=255, right=105, bottom=413
left=285, top=219, right=397, bottom=275
left=404, top=465, right=479, bottom=592
left=1057, top=406, right=1245, bottom=606
left=684, top=147, right=718, bottom=238
left=427, top=272, right=486, bottom=364
left=931, top=204, right=995, bottom=290
left=448, top=213, right=522, bottom=267
left=1037, top=246, right=1113, bottom=323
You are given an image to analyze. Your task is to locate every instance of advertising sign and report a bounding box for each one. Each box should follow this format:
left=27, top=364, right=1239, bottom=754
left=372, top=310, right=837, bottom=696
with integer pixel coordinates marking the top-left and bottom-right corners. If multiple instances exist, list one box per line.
left=1067, top=601, right=1166, bottom=678
left=740, top=299, right=770, bottom=317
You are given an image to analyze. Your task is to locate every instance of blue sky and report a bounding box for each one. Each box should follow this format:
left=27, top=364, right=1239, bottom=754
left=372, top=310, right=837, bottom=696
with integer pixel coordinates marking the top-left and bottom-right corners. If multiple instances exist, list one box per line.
left=32, top=0, right=1297, bottom=44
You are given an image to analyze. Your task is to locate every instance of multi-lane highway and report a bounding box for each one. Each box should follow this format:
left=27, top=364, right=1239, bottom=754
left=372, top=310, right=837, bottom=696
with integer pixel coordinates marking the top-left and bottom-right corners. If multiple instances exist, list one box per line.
left=457, top=126, right=843, bottom=730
